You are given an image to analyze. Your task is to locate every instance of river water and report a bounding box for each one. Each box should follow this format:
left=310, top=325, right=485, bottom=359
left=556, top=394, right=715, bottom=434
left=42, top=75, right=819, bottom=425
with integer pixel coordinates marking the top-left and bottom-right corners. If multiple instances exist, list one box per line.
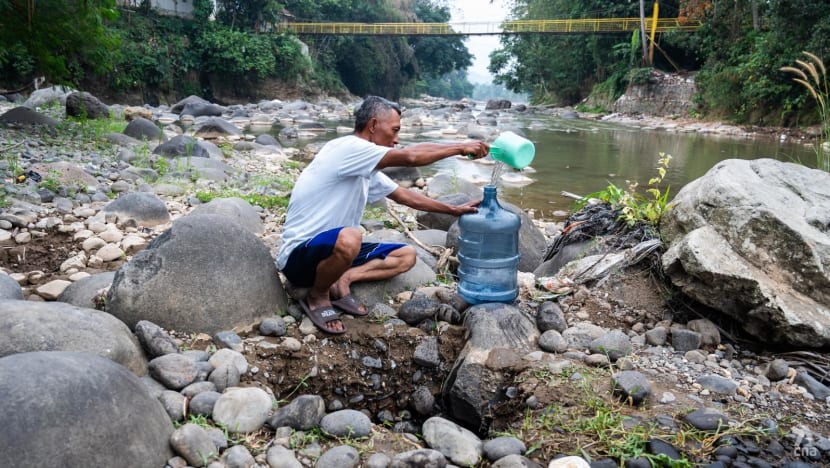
left=277, top=112, right=818, bottom=220
left=421, top=116, right=819, bottom=219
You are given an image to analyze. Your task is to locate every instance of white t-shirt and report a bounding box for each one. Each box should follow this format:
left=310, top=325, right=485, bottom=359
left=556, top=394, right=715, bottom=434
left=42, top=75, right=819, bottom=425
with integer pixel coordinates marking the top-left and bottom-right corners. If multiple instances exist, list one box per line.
left=277, top=135, right=399, bottom=269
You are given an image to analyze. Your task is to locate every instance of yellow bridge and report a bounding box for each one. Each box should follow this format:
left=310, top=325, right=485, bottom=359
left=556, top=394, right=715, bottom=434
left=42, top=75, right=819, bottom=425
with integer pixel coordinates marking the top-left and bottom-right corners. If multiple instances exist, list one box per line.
left=270, top=18, right=702, bottom=36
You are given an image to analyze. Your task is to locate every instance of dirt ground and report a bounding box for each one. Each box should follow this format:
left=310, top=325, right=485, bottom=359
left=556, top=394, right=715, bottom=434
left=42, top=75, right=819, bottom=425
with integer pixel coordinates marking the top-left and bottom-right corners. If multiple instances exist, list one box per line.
left=4, top=229, right=829, bottom=465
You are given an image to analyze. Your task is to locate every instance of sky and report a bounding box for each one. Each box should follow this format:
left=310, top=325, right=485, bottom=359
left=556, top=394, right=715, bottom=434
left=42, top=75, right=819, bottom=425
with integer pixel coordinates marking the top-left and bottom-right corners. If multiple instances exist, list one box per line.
left=448, top=0, right=511, bottom=84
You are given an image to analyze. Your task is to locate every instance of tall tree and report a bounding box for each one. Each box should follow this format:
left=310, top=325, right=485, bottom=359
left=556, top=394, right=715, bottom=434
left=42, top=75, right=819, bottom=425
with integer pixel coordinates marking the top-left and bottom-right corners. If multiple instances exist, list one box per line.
left=0, top=0, right=120, bottom=86
left=409, top=0, right=473, bottom=79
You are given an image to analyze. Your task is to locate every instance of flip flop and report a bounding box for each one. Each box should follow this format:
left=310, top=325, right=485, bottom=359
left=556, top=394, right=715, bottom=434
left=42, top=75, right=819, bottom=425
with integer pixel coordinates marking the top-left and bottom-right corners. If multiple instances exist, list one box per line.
left=299, top=299, right=346, bottom=334
left=331, top=294, right=369, bottom=316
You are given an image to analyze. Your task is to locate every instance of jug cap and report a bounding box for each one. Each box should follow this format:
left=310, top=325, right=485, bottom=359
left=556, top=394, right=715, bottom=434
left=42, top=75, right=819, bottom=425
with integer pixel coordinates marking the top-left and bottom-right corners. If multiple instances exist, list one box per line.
left=490, top=131, right=535, bottom=169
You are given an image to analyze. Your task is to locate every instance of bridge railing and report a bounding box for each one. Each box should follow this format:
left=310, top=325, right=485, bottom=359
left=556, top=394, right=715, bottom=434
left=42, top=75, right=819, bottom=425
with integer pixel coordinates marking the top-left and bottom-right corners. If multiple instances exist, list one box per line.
left=270, top=18, right=702, bottom=36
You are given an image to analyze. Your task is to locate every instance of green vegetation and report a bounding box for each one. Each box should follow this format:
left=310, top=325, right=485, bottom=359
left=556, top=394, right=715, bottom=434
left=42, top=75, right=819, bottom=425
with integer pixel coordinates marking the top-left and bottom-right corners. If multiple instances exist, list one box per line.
left=579, top=153, right=673, bottom=227
left=503, top=366, right=770, bottom=464
left=781, top=52, right=830, bottom=171
left=195, top=189, right=289, bottom=211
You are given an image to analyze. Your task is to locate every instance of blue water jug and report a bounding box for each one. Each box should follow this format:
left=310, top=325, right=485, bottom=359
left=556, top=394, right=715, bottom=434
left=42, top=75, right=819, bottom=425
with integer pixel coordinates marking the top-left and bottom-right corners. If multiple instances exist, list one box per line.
left=457, top=185, right=521, bottom=304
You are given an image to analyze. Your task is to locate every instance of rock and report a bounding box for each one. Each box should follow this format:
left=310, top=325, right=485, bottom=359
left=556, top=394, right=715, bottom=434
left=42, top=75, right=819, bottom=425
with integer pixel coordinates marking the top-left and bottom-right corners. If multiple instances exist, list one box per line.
left=170, top=423, right=218, bottom=467
left=315, top=445, right=359, bottom=468
left=0, top=106, right=59, bottom=128
left=29, top=161, right=99, bottom=187
left=483, top=436, right=526, bottom=461
left=683, top=408, right=729, bottom=431
left=794, top=369, right=830, bottom=400
left=267, top=395, right=325, bottom=431
left=413, top=336, right=441, bottom=368
left=123, top=106, right=153, bottom=121
left=171, top=95, right=211, bottom=113
left=194, top=117, right=242, bottom=138
left=189, top=197, right=264, bottom=234
left=65, top=91, right=109, bottom=119
left=350, top=258, right=436, bottom=308
left=410, top=385, right=435, bottom=416
left=548, top=456, right=590, bottom=468
left=536, top=300, right=568, bottom=332
left=0, top=351, right=173, bottom=467
left=320, top=409, right=372, bottom=438
left=697, top=375, right=738, bottom=395
left=154, top=134, right=212, bottom=159
left=0, top=300, right=147, bottom=374
left=209, top=362, right=241, bottom=392
left=644, top=326, right=668, bottom=346
left=212, top=387, right=273, bottom=434
left=255, top=134, right=279, bottom=146
left=443, top=303, right=539, bottom=432
left=159, top=390, right=187, bottom=421
left=214, top=330, right=243, bottom=351
left=266, top=445, right=303, bottom=468
left=417, top=193, right=474, bottom=231
left=149, top=354, right=199, bottom=390
left=390, top=449, right=447, bottom=468
left=485, top=99, right=512, bottom=110
left=134, top=320, right=180, bottom=358
left=0, top=273, right=23, bottom=300
left=57, top=271, right=114, bottom=309
left=492, top=454, right=542, bottom=467
left=611, top=371, right=652, bottom=405
left=670, top=328, right=701, bottom=352
left=181, top=102, right=226, bottom=118
left=588, top=330, right=632, bottom=361
left=647, top=438, right=682, bottom=461
left=766, top=358, right=790, bottom=381
left=562, top=322, right=606, bottom=349
left=124, top=116, right=162, bottom=141
left=106, top=214, right=288, bottom=334
left=538, top=330, right=568, bottom=353
left=687, top=318, right=721, bottom=348
left=259, top=316, right=287, bottom=336
left=422, top=416, right=483, bottom=466
left=189, top=391, right=221, bottom=416
left=209, top=348, right=248, bottom=374
left=103, top=192, right=170, bottom=227
left=23, top=85, right=73, bottom=108
left=661, top=158, right=830, bottom=347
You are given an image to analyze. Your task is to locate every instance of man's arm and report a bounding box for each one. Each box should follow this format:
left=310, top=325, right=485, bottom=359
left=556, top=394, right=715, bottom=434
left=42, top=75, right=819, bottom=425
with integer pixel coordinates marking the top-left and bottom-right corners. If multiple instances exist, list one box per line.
left=377, top=141, right=489, bottom=169
left=387, top=186, right=480, bottom=216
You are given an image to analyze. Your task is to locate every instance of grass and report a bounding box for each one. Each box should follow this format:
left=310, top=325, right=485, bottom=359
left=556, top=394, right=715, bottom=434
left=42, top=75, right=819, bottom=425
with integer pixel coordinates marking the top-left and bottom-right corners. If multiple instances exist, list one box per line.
left=497, top=365, right=772, bottom=465
left=780, top=51, right=829, bottom=172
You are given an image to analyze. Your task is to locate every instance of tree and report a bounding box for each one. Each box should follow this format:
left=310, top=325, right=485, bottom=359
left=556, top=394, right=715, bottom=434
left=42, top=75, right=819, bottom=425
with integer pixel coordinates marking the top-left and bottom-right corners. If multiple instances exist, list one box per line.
left=0, top=0, right=120, bottom=86
left=409, top=0, right=473, bottom=79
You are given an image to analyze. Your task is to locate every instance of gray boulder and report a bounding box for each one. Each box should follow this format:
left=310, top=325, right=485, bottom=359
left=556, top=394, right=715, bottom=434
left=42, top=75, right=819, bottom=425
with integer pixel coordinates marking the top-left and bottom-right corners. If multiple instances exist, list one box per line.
left=194, top=117, right=242, bottom=138
left=65, top=91, right=110, bottom=119
left=0, top=300, right=147, bottom=375
left=485, top=99, right=511, bottom=110
left=153, top=134, right=212, bottom=159
left=171, top=95, right=211, bottom=114
left=417, top=193, right=474, bottom=231
left=124, top=117, right=162, bottom=142
left=447, top=199, right=546, bottom=273
left=442, top=303, right=539, bottom=433
left=661, top=158, right=830, bottom=347
left=181, top=102, right=226, bottom=118
left=57, top=271, right=115, bottom=309
left=0, top=351, right=173, bottom=468
left=22, top=85, right=73, bottom=108
left=106, top=214, right=288, bottom=334
left=103, top=191, right=170, bottom=227
left=351, top=258, right=436, bottom=307
left=189, top=197, right=264, bottom=234
left=28, top=161, right=99, bottom=187
left=0, top=106, right=58, bottom=128
left=0, top=274, right=23, bottom=300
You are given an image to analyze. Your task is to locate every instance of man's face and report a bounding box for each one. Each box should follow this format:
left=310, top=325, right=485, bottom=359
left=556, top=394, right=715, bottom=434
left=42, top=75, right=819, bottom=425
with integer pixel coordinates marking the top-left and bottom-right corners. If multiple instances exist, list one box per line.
left=369, top=109, right=401, bottom=147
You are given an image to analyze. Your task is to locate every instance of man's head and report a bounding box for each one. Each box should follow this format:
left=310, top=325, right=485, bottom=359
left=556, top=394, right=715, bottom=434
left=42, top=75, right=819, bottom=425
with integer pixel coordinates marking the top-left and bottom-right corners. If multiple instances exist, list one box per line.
left=354, top=96, right=402, bottom=147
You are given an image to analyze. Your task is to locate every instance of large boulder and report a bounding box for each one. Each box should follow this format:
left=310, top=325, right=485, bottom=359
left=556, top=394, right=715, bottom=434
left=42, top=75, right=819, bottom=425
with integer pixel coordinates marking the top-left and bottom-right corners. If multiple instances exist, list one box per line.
left=103, top=192, right=171, bottom=227
left=22, top=85, right=74, bottom=108
left=442, top=303, right=539, bottom=434
left=124, top=116, right=162, bottom=142
left=0, top=300, right=147, bottom=374
left=189, top=197, right=264, bottom=234
left=106, top=214, right=288, bottom=334
left=153, top=134, right=213, bottom=159
left=194, top=117, right=242, bottom=138
left=661, top=158, right=830, bottom=347
left=0, top=106, right=58, bottom=128
left=28, top=161, right=99, bottom=187
left=0, top=351, right=173, bottom=467
left=65, top=91, right=110, bottom=119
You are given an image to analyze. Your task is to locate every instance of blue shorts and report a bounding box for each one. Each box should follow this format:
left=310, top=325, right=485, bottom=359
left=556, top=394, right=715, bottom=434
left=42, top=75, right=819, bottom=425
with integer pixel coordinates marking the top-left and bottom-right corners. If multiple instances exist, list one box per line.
left=281, top=227, right=408, bottom=287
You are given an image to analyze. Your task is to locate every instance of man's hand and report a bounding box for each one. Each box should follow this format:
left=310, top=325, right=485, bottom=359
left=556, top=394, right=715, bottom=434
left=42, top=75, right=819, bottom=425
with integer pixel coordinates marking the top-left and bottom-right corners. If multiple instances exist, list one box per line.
left=451, top=198, right=481, bottom=216
left=462, top=141, right=489, bottom=160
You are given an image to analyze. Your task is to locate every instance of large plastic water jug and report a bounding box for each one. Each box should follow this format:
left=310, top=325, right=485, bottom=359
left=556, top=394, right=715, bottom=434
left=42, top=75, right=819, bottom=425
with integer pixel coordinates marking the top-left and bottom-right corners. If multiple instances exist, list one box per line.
left=457, top=185, right=521, bottom=304
left=490, top=131, right=536, bottom=169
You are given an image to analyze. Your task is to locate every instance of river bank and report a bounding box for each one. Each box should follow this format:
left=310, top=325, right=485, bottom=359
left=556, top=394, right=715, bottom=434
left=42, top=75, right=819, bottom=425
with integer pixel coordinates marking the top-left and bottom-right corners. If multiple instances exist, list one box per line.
left=1, top=93, right=829, bottom=467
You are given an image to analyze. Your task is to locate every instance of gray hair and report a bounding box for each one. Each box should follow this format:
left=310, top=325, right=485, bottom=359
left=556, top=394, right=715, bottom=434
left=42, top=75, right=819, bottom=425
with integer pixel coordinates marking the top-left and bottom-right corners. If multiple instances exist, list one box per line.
left=354, top=96, right=401, bottom=132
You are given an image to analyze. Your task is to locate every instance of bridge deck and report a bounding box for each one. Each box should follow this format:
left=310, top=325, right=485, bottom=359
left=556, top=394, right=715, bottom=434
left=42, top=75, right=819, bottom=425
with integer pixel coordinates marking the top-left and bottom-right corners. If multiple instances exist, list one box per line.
left=270, top=18, right=702, bottom=36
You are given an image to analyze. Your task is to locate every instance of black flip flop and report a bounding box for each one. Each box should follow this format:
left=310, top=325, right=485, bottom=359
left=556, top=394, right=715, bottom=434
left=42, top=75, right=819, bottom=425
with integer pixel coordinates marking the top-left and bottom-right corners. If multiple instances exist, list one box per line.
left=332, top=294, right=369, bottom=316
left=299, top=299, right=346, bottom=334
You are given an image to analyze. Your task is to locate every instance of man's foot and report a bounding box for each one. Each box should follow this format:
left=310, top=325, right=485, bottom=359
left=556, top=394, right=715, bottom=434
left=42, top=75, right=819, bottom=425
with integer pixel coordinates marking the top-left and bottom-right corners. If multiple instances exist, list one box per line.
left=331, top=294, right=368, bottom=316
left=299, top=298, right=346, bottom=334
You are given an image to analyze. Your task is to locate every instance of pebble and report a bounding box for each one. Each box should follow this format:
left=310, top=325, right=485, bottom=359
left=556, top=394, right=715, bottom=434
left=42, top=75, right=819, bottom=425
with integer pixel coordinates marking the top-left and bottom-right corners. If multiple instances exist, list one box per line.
left=258, top=316, right=287, bottom=336
left=413, top=336, right=440, bottom=368
left=538, top=329, right=569, bottom=353
left=684, top=407, right=729, bottom=431
left=34, top=279, right=71, bottom=299
left=170, top=423, right=218, bottom=467
left=483, top=436, right=526, bottom=461
left=320, top=409, right=372, bottom=438
left=422, top=416, right=483, bottom=466
left=212, top=387, right=272, bottom=434
left=148, top=353, right=199, bottom=390
left=611, top=371, right=652, bottom=405
left=315, top=445, right=359, bottom=468
left=209, top=362, right=241, bottom=392
left=266, top=445, right=302, bottom=468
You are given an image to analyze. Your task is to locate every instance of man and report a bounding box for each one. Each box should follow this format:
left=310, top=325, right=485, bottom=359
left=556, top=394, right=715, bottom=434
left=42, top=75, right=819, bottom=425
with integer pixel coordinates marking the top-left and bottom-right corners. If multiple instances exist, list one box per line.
left=277, top=96, right=489, bottom=333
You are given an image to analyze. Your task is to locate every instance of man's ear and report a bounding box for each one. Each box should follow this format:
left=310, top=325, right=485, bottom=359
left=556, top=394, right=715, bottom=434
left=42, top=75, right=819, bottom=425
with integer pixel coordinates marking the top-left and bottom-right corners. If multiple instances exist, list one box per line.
left=369, top=118, right=377, bottom=133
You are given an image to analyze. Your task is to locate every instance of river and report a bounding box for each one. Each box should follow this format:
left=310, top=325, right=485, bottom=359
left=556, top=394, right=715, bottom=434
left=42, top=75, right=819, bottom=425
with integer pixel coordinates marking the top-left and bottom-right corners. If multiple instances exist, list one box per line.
left=276, top=110, right=819, bottom=219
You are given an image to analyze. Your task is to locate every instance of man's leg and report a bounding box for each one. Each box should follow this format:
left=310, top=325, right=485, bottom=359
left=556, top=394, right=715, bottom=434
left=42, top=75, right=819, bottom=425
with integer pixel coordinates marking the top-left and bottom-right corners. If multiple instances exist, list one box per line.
left=304, top=227, right=362, bottom=319
left=330, top=245, right=417, bottom=305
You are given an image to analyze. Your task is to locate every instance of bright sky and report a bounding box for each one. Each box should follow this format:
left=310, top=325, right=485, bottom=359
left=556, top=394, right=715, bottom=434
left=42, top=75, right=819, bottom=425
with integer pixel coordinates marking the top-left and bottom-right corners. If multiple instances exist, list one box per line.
left=449, top=0, right=510, bottom=84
